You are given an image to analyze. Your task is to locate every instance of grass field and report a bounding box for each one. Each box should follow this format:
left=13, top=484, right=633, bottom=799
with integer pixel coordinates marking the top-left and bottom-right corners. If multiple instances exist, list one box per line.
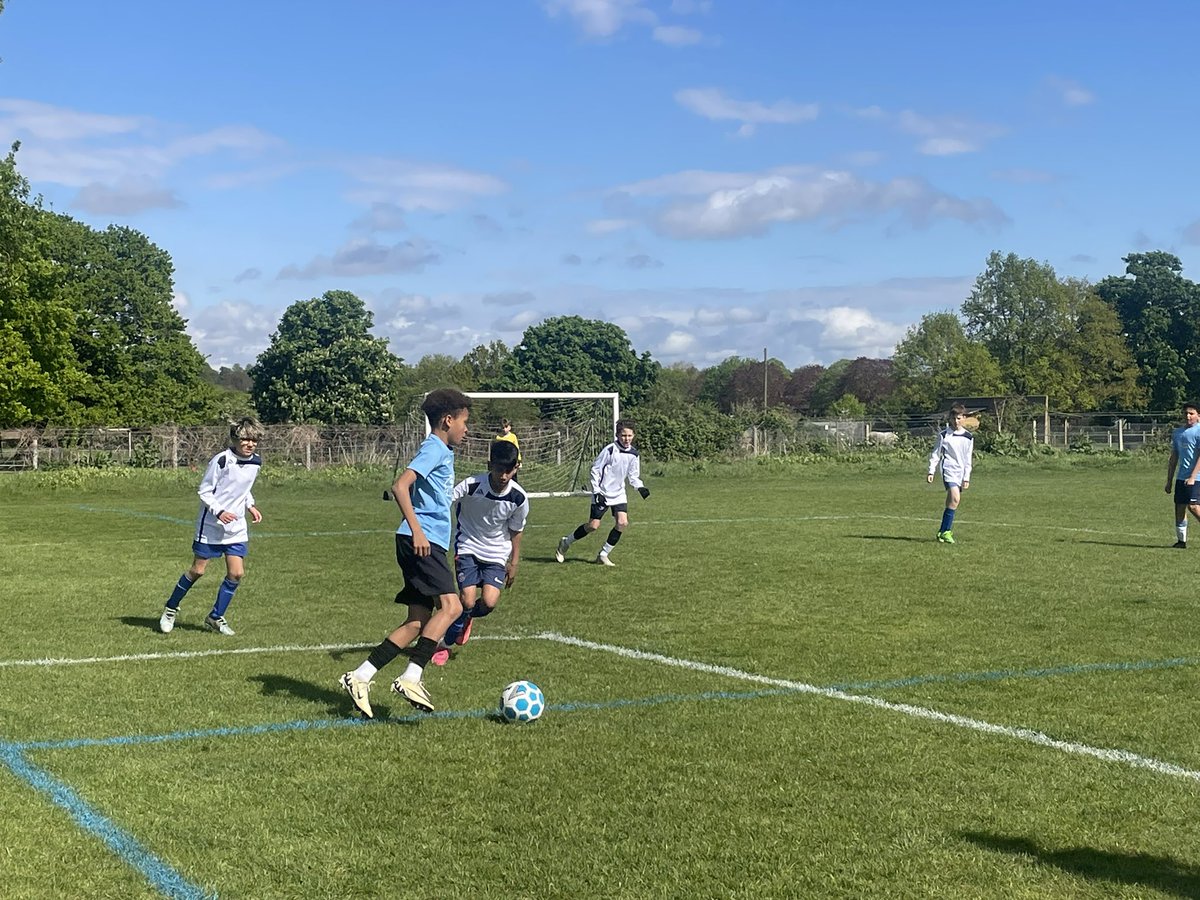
left=4, top=454, right=1200, bottom=899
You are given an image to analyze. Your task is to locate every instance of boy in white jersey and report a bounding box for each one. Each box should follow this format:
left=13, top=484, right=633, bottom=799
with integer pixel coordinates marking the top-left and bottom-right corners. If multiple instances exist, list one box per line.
left=159, top=418, right=265, bottom=636
left=926, top=403, right=973, bottom=544
left=555, top=419, right=649, bottom=566
left=432, top=439, right=528, bottom=665
left=1164, top=401, right=1200, bottom=548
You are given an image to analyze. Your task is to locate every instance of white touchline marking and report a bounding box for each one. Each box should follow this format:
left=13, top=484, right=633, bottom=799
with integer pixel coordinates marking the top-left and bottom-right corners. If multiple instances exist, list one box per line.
left=535, top=632, right=1200, bottom=783
left=0, top=636, right=525, bottom=669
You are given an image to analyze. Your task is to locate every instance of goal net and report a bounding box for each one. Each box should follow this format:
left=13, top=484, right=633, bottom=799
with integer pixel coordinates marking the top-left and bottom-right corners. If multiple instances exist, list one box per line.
left=410, top=392, right=620, bottom=498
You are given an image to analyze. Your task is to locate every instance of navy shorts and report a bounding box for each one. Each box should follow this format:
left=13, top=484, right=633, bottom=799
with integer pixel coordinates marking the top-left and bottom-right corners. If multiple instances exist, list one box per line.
left=589, top=499, right=629, bottom=520
left=1174, top=480, right=1200, bottom=506
left=193, top=540, right=247, bottom=559
left=394, top=533, right=456, bottom=609
left=456, top=554, right=507, bottom=592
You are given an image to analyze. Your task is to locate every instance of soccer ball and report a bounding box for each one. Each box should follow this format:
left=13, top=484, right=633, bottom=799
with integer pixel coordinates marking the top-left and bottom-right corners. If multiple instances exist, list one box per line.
left=500, top=680, right=545, bottom=723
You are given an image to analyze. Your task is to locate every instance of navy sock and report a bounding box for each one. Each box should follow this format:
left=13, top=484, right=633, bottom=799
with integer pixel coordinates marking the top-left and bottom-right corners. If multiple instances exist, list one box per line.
left=940, top=509, right=955, bottom=532
left=472, top=603, right=494, bottom=618
left=211, top=578, right=239, bottom=617
left=166, top=573, right=195, bottom=610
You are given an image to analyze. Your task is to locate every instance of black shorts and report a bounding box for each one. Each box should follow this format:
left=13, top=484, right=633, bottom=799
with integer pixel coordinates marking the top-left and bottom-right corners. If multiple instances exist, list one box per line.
left=394, top=533, right=456, bottom=608
left=1174, top=480, right=1200, bottom=506
left=590, top=499, right=628, bottom=520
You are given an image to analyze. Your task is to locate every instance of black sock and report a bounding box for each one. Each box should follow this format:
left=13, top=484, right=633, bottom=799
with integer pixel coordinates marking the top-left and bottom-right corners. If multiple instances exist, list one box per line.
left=366, top=638, right=405, bottom=671
left=573, top=524, right=589, bottom=541
left=606, top=528, right=622, bottom=546
left=409, top=635, right=438, bottom=668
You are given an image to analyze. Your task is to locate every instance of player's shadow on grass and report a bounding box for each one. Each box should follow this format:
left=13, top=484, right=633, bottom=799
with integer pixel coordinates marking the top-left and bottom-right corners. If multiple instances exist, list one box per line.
left=249, top=673, right=384, bottom=718
left=853, top=534, right=934, bottom=543
left=117, top=615, right=207, bottom=633
left=960, top=832, right=1200, bottom=898
left=1075, top=539, right=1171, bottom=550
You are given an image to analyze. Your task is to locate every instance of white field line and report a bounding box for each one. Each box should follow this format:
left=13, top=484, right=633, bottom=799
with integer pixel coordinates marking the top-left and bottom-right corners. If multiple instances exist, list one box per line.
left=0, top=635, right=522, bottom=669
left=536, top=631, right=1200, bottom=784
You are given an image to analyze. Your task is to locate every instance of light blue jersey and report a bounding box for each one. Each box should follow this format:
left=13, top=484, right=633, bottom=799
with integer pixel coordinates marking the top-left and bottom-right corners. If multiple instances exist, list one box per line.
left=1173, top=423, right=1200, bottom=480
left=398, top=434, right=455, bottom=550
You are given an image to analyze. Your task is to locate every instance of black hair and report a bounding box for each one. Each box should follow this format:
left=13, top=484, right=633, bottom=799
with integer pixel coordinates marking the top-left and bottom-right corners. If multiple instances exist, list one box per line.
left=489, top=438, right=520, bottom=469
left=422, top=388, right=472, bottom=429
left=615, top=419, right=636, bottom=435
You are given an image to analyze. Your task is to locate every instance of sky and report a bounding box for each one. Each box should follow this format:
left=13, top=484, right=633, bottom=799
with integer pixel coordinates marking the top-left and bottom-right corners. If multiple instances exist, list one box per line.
left=3, top=0, right=1199, bottom=373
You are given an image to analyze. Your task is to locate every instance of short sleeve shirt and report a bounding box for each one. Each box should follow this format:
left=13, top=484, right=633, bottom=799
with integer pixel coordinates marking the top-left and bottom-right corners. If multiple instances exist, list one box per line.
left=398, top=434, right=455, bottom=550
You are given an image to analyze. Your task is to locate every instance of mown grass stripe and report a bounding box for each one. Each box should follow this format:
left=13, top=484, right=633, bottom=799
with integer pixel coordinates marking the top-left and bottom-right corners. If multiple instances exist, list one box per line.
left=0, top=744, right=214, bottom=899
left=536, top=632, right=1200, bottom=783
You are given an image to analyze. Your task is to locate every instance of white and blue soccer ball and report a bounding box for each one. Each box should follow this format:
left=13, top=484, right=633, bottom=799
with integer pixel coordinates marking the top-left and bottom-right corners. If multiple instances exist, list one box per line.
left=500, top=680, right=545, bottom=723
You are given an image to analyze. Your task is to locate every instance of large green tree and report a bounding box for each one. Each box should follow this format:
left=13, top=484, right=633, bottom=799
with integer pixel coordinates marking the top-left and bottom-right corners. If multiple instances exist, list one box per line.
left=250, top=290, right=402, bottom=423
left=500, top=315, right=659, bottom=407
left=962, top=252, right=1076, bottom=398
left=43, top=214, right=221, bottom=424
left=890, top=312, right=1005, bottom=411
left=1095, top=251, right=1200, bottom=410
left=0, top=145, right=85, bottom=424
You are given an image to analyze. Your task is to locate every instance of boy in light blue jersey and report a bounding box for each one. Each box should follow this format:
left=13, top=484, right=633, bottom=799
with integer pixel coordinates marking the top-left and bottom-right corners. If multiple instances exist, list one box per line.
left=926, top=403, right=973, bottom=544
left=340, top=388, right=472, bottom=717
left=1165, top=402, right=1200, bottom=548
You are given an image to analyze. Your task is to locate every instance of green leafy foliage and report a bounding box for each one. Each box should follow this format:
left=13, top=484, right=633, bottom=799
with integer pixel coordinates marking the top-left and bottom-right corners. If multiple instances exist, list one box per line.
left=249, top=290, right=402, bottom=424
left=500, top=315, right=659, bottom=407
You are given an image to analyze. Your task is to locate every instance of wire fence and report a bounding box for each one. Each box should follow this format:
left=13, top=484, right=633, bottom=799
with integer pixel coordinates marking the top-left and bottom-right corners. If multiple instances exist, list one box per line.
left=0, top=414, right=1175, bottom=472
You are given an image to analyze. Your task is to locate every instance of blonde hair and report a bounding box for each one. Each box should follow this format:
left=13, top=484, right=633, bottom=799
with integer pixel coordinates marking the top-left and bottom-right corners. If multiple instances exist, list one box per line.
left=230, top=417, right=264, bottom=444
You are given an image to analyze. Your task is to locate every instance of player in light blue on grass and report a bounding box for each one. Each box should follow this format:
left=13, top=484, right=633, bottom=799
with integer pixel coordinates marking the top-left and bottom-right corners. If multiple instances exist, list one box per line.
left=159, top=418, right=265, bottom=636
left=555, top=420, right=648, bottom=566
left=926, top=403, right=973, bottom=544
left=1164, top=401, right=1200, bottom=548
left=431, top=438, right=529, bottom=666
left=339, top=388, right=472, bottom=718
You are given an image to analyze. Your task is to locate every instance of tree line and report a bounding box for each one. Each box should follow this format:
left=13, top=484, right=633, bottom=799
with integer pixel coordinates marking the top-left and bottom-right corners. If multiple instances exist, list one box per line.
left=3, top=144, right=1199, bottom=432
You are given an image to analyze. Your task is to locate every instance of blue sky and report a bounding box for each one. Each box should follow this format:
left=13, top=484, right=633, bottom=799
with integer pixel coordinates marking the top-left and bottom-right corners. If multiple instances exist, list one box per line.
left=3, top=0, right=1198, bottom=371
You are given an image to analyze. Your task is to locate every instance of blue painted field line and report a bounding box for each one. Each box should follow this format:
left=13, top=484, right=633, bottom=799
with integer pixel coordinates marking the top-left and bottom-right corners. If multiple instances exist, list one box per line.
left=12, top=688, right=792, bottom=752
left=0, top=743, right=214, bottom=900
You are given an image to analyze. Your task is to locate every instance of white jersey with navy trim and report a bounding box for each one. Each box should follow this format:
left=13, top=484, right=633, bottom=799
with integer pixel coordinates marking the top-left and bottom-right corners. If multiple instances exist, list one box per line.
left=195, top=448, right=261, bottom=544
left=452, top=474, right=529, bottom=565
left=590, top=441, right=644, bottom=505
left=927, top=428, right=974, bottom=484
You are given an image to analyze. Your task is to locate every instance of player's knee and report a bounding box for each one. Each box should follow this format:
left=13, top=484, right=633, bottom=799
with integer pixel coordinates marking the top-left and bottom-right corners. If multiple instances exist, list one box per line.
left=441, top=593, right=463, bottom=617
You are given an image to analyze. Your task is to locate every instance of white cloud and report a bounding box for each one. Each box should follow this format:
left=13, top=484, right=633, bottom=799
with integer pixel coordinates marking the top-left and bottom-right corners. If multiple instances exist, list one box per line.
left=351, top=202, right=408, bottom=233
left=277, top=237, right=440, bottom=279
left=659, top=330, right=697, bottom=354
left=613, top=166, right=1008, bottom=239
left=675, top=88, right=818, bottom=135
left=653, top=25, right=704, bottom=45
left=586, top=217, right=637, bottom=234
left=72, top=180, right=183, bottom=215
left=542, top=0, right=709, bottom=44
left=1046, top=76, right=1095, bottom=107
left=990, top=168, right=1059, bottom=184
left=0, top=98, right=142, bottom=141
left=344, top=158, right=507, bottom=212
left=540, top=0, right=656, bottom=38
left=851, top=105, right=1004, bottom=156
left=186, top=299, right=281, bottom=369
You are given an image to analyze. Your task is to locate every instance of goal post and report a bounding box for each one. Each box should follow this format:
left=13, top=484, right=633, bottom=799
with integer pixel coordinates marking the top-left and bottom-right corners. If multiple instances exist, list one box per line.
left=417, top=392, right=620, bottom=499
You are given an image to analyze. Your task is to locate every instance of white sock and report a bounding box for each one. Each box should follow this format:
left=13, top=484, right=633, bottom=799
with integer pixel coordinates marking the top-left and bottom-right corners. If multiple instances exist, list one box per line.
left=601, top=543, right=614, bottom=556
left=352, top=662, right=377, bottom=682
left=562, top=534, right=575, bottom=546
left=402, top=661, right=422, bottom=681
left=1178, top=523, right=1187, bottom=542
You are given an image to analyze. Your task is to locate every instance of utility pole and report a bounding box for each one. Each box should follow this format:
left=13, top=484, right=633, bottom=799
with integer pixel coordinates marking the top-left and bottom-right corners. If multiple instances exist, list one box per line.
left=763, top=347, right=768, bottom=410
